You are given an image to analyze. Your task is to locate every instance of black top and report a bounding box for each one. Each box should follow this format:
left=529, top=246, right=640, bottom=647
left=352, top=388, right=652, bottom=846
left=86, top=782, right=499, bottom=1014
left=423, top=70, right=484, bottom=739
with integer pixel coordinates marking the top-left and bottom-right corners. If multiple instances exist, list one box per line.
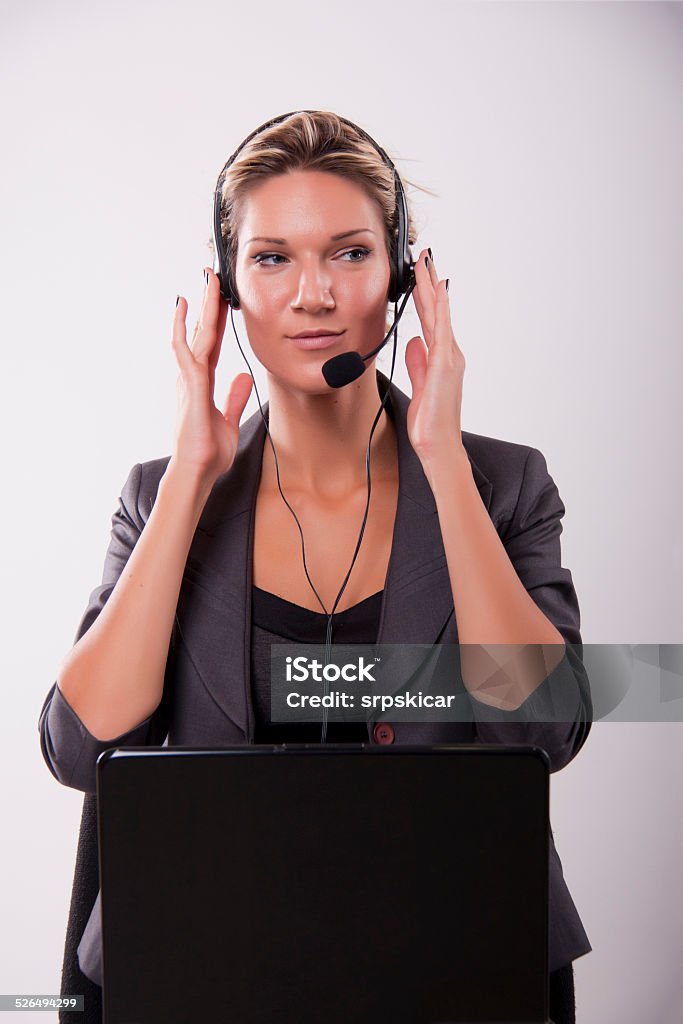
left=250, top=585, right=382, bottom=744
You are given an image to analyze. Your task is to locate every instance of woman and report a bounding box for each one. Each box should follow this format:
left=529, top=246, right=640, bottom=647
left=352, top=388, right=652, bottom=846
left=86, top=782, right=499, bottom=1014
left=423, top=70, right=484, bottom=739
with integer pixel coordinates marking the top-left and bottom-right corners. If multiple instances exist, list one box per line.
left=39, top=110, right=591, bottom=1022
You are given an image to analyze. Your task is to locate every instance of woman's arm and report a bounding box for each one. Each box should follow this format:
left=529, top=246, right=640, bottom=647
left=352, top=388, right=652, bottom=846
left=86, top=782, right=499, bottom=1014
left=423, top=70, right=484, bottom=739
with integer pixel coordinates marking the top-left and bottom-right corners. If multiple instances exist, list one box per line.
left=39, top=272, right=252, bottom=791
left=424, top=445, right=592, bottom=773
left=39, top=459, right=214, bottom=793
left=400, top=250, right=590, bottom=772
left=51, top=272, right=250, bottom=745
left=54, top=459, right=213, bottom=741
left=425, top=445, right=567, bottom=704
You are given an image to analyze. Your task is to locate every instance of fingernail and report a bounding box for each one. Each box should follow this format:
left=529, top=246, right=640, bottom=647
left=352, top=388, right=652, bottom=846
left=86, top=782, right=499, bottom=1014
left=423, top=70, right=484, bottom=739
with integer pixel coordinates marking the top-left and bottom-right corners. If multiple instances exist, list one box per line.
left=176, top=294, right=180, bottom=307
left=425, top=256, right=429, bottom=269
left=428, top=247, right=433, bottom=260
left=203, top=268, right=208, bottom=286
left=446, top=278, right=450, bottom=293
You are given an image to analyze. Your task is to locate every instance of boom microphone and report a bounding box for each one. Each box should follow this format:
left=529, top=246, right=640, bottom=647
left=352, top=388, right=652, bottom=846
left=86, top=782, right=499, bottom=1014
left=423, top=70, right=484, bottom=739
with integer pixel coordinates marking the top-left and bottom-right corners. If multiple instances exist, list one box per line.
left=321, top=269, right=417, bottom=388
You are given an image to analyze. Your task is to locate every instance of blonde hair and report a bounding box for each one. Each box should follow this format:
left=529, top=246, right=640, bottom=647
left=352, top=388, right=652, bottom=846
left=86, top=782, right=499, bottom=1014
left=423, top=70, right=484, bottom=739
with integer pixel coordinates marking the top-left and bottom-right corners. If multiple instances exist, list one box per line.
left=208, top=110, right=437, bottom=334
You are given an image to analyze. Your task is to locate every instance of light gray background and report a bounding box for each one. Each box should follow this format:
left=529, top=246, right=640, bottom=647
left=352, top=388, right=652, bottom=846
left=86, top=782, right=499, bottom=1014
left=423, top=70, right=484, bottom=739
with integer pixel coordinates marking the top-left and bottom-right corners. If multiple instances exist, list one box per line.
left=2, top=1, right=682, bottom=1021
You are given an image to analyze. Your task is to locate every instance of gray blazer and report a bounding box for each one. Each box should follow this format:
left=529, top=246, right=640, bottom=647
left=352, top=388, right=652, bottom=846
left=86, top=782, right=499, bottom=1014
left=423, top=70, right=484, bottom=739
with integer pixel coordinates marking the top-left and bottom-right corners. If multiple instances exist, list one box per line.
left=38, top=369, right=593, bottom=986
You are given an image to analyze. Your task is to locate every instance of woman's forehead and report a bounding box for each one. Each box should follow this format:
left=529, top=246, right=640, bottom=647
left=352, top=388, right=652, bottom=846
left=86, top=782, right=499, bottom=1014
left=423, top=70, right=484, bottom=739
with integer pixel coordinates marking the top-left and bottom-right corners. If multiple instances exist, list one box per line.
left=238, top=171, right=383, bottom=241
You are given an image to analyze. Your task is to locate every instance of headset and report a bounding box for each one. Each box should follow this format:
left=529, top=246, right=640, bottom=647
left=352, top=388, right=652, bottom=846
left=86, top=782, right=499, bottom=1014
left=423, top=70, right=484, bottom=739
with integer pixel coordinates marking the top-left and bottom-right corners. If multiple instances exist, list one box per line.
left=211, top=110, right=417, bottom=741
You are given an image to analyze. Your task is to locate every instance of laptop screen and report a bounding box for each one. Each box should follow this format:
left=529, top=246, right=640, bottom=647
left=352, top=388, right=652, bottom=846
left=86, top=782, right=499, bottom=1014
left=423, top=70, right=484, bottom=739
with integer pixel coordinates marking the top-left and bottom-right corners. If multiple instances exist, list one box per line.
left=97, top=744, right=549, bottom=1024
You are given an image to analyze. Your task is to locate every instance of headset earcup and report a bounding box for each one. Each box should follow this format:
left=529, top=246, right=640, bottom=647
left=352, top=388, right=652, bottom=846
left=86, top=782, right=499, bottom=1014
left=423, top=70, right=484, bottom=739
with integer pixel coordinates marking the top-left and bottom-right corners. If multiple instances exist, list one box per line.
left=227, top=261, right=240, bottom=310
left=215, top=244, right=240, bottom=309
left=388, top=252, right=413, bottom=303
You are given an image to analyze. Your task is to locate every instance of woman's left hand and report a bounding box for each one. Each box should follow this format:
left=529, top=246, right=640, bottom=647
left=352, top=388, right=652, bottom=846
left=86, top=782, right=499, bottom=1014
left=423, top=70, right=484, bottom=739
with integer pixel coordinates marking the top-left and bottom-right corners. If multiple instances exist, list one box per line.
left=404, top=248, right=467, bottom=468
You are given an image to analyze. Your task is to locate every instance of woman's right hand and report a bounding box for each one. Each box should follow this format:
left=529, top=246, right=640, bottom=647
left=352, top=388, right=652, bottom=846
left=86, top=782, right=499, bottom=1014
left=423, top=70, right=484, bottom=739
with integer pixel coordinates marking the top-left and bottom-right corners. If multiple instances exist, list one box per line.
left=170, top=267, right=253, bottom=486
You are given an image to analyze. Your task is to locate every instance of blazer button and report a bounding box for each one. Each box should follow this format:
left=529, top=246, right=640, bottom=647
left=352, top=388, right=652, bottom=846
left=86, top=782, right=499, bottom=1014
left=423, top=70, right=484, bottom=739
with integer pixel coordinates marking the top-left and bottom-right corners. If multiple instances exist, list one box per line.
left=373, top=722, right=395, bottom=744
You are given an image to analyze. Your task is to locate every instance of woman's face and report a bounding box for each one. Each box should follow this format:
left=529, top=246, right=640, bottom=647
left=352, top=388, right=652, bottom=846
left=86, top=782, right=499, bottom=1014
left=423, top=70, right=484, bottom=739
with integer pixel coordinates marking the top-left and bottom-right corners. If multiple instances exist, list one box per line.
left=233, top=169, right=392, bottom=394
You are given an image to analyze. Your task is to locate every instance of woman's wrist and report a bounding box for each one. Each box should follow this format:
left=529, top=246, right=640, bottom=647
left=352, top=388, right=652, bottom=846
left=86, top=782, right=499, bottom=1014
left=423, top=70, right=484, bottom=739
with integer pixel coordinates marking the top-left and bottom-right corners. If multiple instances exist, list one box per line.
left=160, top=458, right=217, bottom=520
left=420, top=444, right=471, bottom=493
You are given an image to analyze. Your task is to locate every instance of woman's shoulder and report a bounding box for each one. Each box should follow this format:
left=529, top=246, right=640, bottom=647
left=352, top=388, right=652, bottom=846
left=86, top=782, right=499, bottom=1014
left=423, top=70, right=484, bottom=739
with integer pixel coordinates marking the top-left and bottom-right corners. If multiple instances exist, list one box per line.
left=115, top=456, right=173, bottom=527
left=460, top=430, right=562, bottom=530
left=461, top=428, right=538, bottom=486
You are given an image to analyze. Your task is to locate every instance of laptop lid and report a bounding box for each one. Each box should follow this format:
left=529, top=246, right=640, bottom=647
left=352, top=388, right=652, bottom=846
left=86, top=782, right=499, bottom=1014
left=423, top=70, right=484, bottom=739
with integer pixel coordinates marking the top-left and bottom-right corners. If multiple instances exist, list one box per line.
left=97, top=744, right=550, bottom=1024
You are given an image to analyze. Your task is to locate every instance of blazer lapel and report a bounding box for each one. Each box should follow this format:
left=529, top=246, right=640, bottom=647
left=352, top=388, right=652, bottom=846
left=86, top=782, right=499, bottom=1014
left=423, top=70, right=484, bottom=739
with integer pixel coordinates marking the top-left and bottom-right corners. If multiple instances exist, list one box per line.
left=178, top=404, right=264, bottom=739
left=372, top=373, right=492, bottom=705
left=179, top=369, right=492, bottom=740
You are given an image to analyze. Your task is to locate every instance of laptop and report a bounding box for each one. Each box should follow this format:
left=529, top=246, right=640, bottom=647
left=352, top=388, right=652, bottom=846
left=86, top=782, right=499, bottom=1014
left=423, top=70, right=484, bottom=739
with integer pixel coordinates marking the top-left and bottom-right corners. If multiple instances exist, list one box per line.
left=96, top=744, right=551, bottom=1023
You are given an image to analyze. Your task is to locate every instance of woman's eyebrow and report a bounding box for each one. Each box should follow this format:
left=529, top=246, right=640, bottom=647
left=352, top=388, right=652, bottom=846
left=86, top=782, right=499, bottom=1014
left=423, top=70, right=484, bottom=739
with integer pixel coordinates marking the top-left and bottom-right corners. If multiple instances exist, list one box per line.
left=246, top=228, right=376, bottom=244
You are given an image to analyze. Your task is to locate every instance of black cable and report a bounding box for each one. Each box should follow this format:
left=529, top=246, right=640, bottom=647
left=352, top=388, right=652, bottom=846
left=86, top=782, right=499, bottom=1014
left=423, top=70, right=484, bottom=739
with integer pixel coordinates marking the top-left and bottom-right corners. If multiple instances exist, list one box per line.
left=228, top=298, right=401, bottom=742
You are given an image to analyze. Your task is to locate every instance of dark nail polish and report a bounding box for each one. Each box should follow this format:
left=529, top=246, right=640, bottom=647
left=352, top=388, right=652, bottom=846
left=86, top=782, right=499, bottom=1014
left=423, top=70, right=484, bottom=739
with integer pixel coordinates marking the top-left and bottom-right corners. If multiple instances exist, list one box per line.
left=425, top=256, right=429, bottom=269
left=176, top=294, right=180, bottom=307
left=446, top=278, right=450, bottom=293
left=428, top=247, right=433, bottom=260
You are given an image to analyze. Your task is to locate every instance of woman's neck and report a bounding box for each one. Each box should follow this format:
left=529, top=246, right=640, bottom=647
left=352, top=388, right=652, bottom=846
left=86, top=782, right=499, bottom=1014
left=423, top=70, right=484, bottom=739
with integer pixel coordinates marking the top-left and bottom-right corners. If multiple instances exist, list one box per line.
left=260, top=372, right=397, bottom=501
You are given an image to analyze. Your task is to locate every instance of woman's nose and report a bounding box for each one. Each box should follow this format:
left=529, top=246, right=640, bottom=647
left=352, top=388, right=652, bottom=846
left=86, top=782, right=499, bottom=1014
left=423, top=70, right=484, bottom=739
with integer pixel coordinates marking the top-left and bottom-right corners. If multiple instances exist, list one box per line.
left=291, top=273, right=336, bottom=311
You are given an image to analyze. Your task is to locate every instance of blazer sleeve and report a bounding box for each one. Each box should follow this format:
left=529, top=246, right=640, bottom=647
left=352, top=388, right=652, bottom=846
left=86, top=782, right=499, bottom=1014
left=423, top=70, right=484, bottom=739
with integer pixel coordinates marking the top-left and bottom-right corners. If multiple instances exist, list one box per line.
left=469, top=446, right=593, bottom=774
left=38, top=463, right=172, bottom=794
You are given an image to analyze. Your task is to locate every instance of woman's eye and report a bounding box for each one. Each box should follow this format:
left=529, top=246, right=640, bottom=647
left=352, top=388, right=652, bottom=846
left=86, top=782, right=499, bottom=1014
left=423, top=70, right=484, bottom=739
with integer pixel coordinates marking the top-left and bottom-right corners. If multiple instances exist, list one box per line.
left=253, top=247, right=371, bottom=267
left=342, top=247, right=371, bottom=262
left=344, top=246, right=370, bottom=262
left=253, top=253, right=287, bottom=266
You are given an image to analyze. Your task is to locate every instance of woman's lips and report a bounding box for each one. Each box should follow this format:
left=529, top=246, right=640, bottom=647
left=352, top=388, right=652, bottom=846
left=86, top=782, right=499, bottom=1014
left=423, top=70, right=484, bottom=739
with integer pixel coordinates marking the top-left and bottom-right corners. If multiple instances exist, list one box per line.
left=288, top=332, right=345, bottom=350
